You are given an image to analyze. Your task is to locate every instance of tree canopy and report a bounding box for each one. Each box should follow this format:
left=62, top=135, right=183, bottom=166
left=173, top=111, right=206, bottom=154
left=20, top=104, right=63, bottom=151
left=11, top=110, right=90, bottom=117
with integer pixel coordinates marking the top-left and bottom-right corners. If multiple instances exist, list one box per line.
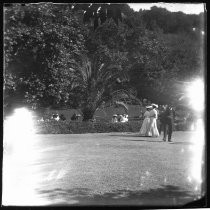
left=4, top=3, right=205, bottom=119
left=4, top=3, right=88, bottom=109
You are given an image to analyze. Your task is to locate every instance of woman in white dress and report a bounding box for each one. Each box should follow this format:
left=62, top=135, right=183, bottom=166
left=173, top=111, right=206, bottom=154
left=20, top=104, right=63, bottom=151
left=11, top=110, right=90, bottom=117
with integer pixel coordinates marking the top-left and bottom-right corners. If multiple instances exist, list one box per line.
left=146, top=104, right=159, bottom=137
left=139, top=106, right=152, bottom=136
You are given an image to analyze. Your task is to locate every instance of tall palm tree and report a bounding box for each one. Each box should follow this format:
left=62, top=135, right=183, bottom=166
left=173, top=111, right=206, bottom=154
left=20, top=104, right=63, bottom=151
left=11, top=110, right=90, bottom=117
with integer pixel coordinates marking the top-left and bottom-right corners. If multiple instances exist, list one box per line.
left=69, top=54, right=136, bottom=121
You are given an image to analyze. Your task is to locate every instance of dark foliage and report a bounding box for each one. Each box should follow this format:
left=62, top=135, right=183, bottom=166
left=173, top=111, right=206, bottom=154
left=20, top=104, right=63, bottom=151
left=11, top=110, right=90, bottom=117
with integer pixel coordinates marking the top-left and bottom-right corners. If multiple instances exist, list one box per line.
left=35, top=119, right=189, bottom=134
left=35, top=120, right=143, bottom=134
left=4, top=3, right=205, bottom=120
left=72, top=3, right=125, bottom=30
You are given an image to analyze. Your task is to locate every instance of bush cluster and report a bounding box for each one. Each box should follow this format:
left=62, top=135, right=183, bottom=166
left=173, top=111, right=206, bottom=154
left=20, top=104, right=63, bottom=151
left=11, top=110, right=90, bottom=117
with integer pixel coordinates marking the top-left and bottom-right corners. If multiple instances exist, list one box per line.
left=35, top=120, right=143, bottom=134
left=34, top=119, right=190, bottom=134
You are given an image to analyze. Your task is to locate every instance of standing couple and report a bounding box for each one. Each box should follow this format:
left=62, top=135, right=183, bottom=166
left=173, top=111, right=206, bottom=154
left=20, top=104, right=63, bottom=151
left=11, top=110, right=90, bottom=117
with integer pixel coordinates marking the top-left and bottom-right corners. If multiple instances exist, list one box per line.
left=139, top=104, right=159, bottom=137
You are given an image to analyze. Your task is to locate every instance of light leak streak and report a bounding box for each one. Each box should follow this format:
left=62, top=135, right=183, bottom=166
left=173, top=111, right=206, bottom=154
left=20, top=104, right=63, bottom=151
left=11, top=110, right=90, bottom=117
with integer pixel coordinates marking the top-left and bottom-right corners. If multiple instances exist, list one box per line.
left=186, top=79, right=204, bottom=112
left=187, top=119, right=205, bottom=197
left=2, top=108, right=49, bottom=206
left=188, top=118, right=204, bottom=192
left=186, top=78, right=205, bottom=194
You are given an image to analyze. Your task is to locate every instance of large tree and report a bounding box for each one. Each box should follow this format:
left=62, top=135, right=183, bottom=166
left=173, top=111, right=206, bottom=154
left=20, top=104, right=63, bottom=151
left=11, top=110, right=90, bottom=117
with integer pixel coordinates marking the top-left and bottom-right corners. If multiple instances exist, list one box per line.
left=4, top=3, right=88, bottom=109
left=4, top=3, right=136, bottom=120
left=141, top=6, right=204, bottom=34
left=126, top=5, right=205, bottom=104
left=72, top=3, right=130, bottom=30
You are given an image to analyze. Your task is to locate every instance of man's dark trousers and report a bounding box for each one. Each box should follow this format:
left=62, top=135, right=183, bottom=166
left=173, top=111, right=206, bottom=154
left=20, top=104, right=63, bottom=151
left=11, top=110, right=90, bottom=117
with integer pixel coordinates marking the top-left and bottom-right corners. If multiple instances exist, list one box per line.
left=163, top=118, right=173, bottom=141
left=159, top=119, right=164, bottom=135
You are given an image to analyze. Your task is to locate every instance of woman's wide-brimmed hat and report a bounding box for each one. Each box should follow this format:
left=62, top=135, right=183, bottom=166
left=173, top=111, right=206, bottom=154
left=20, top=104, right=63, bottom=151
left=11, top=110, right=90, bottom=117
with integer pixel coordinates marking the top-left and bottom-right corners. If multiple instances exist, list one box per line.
left=146, top=105, right=152, bottom=109
left=151, top=104, right=158, bottom=108
left=113, top=114, right=117, bottom=117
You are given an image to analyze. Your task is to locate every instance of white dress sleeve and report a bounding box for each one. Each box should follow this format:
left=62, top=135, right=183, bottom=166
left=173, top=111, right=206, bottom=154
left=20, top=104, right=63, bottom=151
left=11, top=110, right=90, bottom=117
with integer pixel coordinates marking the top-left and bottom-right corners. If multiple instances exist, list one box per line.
left=149, top=109, right=156, bottom=118
left=144, top=111, right=150, bottom=118
left=153, top=109, right=158, bottom=118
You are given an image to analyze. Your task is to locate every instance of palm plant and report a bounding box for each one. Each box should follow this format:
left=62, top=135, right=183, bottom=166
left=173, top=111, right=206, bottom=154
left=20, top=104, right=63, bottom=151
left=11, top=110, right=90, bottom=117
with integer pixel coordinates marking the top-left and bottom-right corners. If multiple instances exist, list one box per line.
left=69, top=54, right=137, bottom=121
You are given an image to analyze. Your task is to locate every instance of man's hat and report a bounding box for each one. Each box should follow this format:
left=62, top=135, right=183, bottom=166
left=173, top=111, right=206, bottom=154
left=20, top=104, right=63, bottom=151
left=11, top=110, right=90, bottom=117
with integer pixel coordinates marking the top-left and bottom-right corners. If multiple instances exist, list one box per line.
left=113, top=114, right=117, bottom=117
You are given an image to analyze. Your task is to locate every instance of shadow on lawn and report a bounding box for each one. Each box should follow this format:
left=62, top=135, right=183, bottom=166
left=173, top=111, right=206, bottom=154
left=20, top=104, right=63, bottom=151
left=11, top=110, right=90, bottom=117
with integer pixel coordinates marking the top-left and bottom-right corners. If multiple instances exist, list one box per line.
left=110, top=134, right=162, bottom=141
left=127, top=140, right=193, bottom=144
left=109, top=134, right=143, bottom=138
left=126, top=139, right=163, bottom=143
left=168, top=142, right=193, bottom=145
left=110, top=134, right=192, bottom=144
left=37, top=185, right=201, bottom=207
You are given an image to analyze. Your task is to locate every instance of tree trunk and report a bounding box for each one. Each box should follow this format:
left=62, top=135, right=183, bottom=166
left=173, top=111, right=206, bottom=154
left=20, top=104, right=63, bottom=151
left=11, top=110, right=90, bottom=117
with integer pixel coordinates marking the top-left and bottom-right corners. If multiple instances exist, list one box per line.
left=82, top=107, right=95, bottom=121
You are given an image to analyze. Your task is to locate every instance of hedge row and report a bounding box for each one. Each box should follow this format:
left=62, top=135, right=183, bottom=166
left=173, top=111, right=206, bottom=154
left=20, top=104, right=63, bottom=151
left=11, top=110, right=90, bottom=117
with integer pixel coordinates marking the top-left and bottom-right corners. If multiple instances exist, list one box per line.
left=34, top=120, right=192, bottom=134
left=35, top=120, right=143, bottom=134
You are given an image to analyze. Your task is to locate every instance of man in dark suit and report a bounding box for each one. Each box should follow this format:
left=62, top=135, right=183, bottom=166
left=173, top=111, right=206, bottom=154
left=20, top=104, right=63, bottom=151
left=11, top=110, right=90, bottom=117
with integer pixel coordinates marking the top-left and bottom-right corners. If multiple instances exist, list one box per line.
left=158, top=105, right=166, bottom=135
left=162, top=105, right=175, bottom=142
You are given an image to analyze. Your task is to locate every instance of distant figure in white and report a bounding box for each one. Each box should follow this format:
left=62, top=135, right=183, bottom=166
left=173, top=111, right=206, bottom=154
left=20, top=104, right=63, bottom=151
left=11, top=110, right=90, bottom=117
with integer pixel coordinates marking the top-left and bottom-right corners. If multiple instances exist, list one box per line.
left=119, top=114, right=128, bottom=123
left=112, top=114, right=118, bottom=123
left=119, top=115, right=124, bottom=122
left=146, top=104, right=159, bottom=137
left=139, top=106, right=152, bottom=136
left=52, top=114, right=60, bottom=121
left=122, top=114, right=128, bottom=122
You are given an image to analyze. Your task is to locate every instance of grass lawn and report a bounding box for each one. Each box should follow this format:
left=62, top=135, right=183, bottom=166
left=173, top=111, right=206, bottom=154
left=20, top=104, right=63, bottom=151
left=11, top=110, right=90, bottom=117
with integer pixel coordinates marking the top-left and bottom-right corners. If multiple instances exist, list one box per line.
left=3, top=131, right=205, bottom=206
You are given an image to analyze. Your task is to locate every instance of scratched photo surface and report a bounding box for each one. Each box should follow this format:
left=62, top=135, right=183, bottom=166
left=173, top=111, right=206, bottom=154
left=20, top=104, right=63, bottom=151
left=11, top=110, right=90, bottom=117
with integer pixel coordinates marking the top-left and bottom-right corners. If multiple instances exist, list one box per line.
left=3, top=3, right=206, bottom=207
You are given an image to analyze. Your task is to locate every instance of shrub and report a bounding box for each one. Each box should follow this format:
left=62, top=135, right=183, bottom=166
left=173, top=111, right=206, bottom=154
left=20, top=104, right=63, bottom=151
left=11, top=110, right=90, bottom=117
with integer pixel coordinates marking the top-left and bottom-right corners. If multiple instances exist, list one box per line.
left=35, top=119, right=192, bottom=134
left=35, top=120, right=143, bottom=134
left=35, top=120, right=71, bottom=134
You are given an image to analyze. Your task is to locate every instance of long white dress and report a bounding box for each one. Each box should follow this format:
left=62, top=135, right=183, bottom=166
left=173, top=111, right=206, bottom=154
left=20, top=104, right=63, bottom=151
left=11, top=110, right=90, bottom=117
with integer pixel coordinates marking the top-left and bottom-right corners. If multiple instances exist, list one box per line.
left=139, top=111, right=152, bottom=136
left=147, top=109, right=159, bottom=137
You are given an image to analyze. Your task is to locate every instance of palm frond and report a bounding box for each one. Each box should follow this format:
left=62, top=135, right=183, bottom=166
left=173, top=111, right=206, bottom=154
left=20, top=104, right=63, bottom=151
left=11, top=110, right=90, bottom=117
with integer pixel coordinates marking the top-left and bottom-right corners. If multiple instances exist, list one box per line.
left=114, top=100, right=128, bottom=112
left=98, top=64, right=122, bottom=82
left=112, top=89, right=141, bottom=105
